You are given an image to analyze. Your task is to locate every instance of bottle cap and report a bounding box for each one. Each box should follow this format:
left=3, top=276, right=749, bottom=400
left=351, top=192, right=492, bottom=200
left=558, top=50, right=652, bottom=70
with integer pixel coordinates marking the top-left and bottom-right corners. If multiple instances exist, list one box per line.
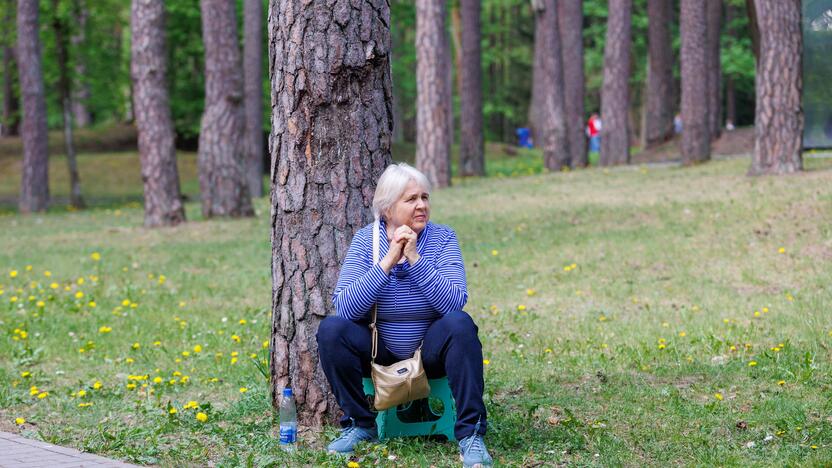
left=282, top=388, right=292, bottom=397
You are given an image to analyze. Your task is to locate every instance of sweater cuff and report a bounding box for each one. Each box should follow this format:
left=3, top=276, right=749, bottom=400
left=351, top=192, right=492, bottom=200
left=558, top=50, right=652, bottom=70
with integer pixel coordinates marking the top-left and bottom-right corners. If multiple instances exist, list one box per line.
left=367, top=263, right=391, bottom=289
left=409, top=256, right=433, bottom=285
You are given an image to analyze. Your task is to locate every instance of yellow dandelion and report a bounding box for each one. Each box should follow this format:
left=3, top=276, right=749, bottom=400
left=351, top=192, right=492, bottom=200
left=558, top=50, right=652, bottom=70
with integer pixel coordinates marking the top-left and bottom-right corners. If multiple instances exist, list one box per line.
left=91, top=252, right=101, bottom=261
left=21, top=371, right=31, bottom=378
left=15, top=417, right=25, bottom=425
left=483, top=359, right=490, bottom=365
left=122, top=299, right=131, bottom=306
left=714, top=393, right=723, bottom=401
left=348, top=462, right=360, bottom=468
left=678, top=331, right=687, bottom=337
left=777, top=247, right=785, bottom=254
left=153, top=340, right=162, bottom=346
left=75, top=291, right=84, bottom=299
left=37, top=391, right=48, bottom=399
left=78, top=402, right=92, bottom=408
left=132, top=342, right=141, bottom=350
left=239, top=387, right=248, bottom=393
left=182, top=351, right=190, bottom=357
left=526, top=288, right=536, bottom=296
left=179, top=301, right=186, bottom=308
left=231, top=357, right=238, bottom=364
left=778, top=380, right=786, bottom=386
left=762, top=307, right=769, bottom=313
left=153, top=377, right=163, bottom=384
left=10, top=270, right=18, bottom=278
left=658, top=344, right=666, bottom=350
left=98, top=326, right=112, bottom=334
left=491, top=250, right=498, bottom=256
left=262, top=340, right=269, bottom=349
left=10, top=296, right=17, bottom=302
left=77, top=277, right=85, bottom=285
left=516, top=304, right=526, bottom=312
left=193, top=345, right=202, bottom=353
left=36, top=301, right=45, bottom=308
left=125, top=357, right=134, bottom=363
left=748, top=361, right=758, bottom=367
left=754, top=311, right=761, bottom=318
left=544, top=348, right=553, bottom=353
left=196, top=412, right=208, bottom=422
left=29, top=386, right=39, bottom=396
left=93, top=381, right=102, bottom=390
left=43, top=270, right=51, bottom=277
left=157, top=275, right=166, bottom=285
left=88, top=301, right=96, bottom=308
left=231, top=335, right=241, bottom=343
left=169, top=407, right=178, bottom=415
left=599, top=315, right=607, bottom=322
left=239, top=319, right=247, bottom=325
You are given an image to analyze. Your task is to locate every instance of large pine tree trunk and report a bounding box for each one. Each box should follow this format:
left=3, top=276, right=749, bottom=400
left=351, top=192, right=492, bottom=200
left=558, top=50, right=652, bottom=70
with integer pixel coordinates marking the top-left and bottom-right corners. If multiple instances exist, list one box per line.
left=2, top=0, right=20, bottom=137
left=70, top=0, right=91, bottom=128
left=599, top=0, right=632, bottom=166
left=416, top=0, right=451, bottom=188
left=52, top=0, right=85, bottom=210
left=243, top=0, right=264, bottom=198
left=748, top=0, right=802, bottom=175
left=131, top=0, right=185, bottom=227
left=459, top=0, right=484, bottom=176
left=17, top=0, right=49, bottom=213
left=680, top=0, right=711, bottom=164
left=268, top=0, right=393, bottom=425
left=559, top=0, right=586, bottom=168
left=198, top=0, right=254, bottom=218
left=706, top=0, right=723, bottom=140
left=643, top=0, right=674, bottom=148
left=532, top=0, right=569, bottom=171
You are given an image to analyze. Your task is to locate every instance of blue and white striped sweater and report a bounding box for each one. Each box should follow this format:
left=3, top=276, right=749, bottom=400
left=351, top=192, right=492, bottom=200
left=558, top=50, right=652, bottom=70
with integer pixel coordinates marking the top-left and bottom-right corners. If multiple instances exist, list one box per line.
left=332, top=220, right=468, bottom=359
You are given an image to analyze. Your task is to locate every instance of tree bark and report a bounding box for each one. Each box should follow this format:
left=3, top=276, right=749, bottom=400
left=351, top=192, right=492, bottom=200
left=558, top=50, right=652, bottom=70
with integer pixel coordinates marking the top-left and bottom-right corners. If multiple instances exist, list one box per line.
left=416, top=0, right=451, bottom=188
left=2, top=0, right=20, bottom=137
left=558, top=0, right=586, bottom=168
left=680, top=0, right=711, bottom=164
left=643, top=0, right=674, bottom=148
left=531, top=0, right=569, bottom=171
left=198, top=0, right=254, bottom=218
left=600, top=0, right=632, bottom=166
left=749, top=0, right=802, bottom=175
left=70, top=0, right=92, bottom=128
left=243, top=0, right=264, bottom=198
left=17, top=0, right=49, bottom=213
left=459, top=0, right=484, bottom=176
left=706, top=0, right=722, bottom=140
left=268, top=0, right=393, bottom=425
left=131, top=0, right=186, bottom=227
left=745, top=0, right=760, bottom=60
left=52, top=0, right=85, bottom=210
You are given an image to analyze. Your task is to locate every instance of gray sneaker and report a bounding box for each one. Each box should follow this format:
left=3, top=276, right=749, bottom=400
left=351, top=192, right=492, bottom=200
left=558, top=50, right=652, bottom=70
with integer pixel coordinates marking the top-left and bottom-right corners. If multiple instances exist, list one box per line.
left=459, top=433, right=493, bottom=468
left=327, top=422, right=378, bottom=454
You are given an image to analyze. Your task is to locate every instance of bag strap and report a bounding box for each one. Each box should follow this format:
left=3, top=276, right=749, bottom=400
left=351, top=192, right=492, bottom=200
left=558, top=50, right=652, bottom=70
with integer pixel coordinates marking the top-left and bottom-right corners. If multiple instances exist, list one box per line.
left=371, top=218, right=380, bottom=362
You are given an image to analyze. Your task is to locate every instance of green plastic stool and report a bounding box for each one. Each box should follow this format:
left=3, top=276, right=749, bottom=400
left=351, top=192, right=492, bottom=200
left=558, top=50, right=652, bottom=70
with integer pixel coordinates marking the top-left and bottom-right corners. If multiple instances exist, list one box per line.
left=362, top=377, right=457, bottom=441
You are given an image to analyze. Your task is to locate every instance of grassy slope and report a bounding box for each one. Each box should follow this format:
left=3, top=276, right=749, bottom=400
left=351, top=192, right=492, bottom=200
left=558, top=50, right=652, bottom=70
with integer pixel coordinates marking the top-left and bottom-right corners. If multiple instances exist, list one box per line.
left=0, top=152, right=831, bottom=466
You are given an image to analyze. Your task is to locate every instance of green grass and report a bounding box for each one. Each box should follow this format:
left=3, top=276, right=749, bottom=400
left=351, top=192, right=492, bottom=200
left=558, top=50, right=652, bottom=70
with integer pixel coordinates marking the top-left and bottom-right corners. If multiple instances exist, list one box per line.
left=1, top=150, right=832, bottom=466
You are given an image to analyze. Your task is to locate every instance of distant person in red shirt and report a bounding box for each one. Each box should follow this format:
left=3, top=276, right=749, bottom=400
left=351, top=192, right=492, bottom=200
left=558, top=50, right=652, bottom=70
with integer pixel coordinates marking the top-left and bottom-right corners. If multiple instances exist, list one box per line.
left=586, top=113, right=601, bottom=153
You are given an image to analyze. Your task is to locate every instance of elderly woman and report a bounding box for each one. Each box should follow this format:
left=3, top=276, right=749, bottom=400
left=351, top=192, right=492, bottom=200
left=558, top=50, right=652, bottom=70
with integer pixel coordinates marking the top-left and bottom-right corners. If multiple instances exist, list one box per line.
left=316, top=163, right=491, bottom=467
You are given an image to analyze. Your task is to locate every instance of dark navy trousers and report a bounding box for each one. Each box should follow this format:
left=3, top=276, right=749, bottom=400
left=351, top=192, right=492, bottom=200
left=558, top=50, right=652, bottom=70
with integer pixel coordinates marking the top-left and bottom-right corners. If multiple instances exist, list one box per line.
left=316, top=311, right=487, bottom=440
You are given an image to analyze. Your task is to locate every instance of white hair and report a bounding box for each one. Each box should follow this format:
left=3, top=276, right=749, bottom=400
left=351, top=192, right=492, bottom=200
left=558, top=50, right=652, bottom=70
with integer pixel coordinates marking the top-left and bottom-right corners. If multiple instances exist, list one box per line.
left=372, top=163, right=431, bottom=220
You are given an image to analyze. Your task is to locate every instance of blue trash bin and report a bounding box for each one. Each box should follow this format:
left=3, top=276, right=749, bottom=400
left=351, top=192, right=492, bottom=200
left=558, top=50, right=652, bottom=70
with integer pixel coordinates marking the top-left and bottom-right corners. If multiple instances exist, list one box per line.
left=516, top=127, right=533, bottom=149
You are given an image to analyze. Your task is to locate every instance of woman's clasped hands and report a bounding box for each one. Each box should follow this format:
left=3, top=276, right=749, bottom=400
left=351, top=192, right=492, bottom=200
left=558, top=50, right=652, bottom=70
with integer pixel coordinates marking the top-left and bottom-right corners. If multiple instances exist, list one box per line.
left=380, top=225, right=420, bottom=273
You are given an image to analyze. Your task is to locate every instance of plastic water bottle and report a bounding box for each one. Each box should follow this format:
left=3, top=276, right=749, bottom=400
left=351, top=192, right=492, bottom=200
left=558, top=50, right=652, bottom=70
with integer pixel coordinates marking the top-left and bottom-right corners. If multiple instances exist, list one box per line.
left=278, top=388, right=297, bottom=450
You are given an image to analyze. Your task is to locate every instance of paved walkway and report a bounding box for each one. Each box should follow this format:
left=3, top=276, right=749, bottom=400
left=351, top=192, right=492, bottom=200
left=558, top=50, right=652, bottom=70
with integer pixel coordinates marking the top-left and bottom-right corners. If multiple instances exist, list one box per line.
left=0, top=431, right=136, bottom=467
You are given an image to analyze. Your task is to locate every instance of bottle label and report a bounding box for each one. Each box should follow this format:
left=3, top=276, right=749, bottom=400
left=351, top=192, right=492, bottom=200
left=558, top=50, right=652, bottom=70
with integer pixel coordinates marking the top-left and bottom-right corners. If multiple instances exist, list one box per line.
left=279, top=424, right=296, bottom=444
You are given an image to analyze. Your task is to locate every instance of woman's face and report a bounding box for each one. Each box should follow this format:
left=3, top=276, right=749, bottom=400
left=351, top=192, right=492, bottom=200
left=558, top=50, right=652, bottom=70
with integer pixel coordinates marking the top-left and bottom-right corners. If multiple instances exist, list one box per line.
left=386, top=180, right=430, bottom=234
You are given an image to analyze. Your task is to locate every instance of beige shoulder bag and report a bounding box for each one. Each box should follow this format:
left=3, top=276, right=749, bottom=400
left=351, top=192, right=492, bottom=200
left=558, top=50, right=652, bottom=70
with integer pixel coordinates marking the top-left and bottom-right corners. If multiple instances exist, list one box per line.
left=369, top=219, right=430, bottom=411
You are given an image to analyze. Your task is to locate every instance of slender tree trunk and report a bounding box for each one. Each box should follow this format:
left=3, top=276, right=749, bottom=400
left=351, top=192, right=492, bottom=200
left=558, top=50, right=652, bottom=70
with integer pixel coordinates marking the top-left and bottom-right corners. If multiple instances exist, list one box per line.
left=600, top=0, right=632, bottom=166
left=442, top=20, right=453, bottom=165
left=558, top=0, right=586, bottom=168
left=749, top=0, right=802, bottom=175
left=268, top=0, right=393, bottom=425
left=2, top=0, right=20, bottom=137
left=643, top=0, right=674, bottom=147
left=459, top=0, right=484, bottom=176
left=680, top=0, right=711, bottom=164
left=726, top=75, right=736, bottom=127
left=706, top=0, right=723, bottom=140
left=71, top=0, right=91, bottom=128
left=529, top=3, right=544, bottom=142
left=131, top=0, right=185, bottom=227
left=243, top=0, right=264, bottom=198
left=198, top=0, right=254, bottom=218
left=416, top=0, right=451, bottom=188
left=745, top=0, right=760, bottom=60
left=531, top=0, right=569, bottom=170
left=17, top=0, right=49, bottom=213
left=52, top=0, right=85, bottom=209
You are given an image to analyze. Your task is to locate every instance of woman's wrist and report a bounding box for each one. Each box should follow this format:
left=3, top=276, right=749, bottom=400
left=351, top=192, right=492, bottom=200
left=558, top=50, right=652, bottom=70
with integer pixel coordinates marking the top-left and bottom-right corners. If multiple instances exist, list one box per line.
left=406, top=252, right=420, bottom=266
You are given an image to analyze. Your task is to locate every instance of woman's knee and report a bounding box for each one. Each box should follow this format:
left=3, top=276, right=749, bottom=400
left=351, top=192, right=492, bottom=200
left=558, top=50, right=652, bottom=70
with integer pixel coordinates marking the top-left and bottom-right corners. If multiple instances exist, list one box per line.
left=316, top=315, right=352, bottom=347
left=441, top=311, right=479, bottom=338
